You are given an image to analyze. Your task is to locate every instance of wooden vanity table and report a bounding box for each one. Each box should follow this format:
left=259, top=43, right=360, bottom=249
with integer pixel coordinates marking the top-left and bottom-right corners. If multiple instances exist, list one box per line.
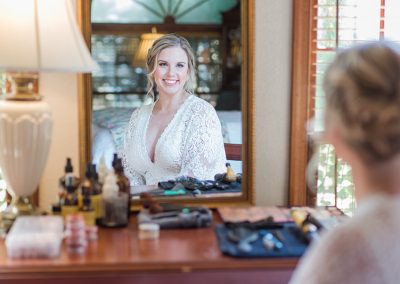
left=0, top=213, right=298, bottom=284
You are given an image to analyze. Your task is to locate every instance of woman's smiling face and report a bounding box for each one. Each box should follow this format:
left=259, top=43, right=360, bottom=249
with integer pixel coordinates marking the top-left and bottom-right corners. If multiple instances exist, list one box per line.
left=154, top=46, right=189, bottom=97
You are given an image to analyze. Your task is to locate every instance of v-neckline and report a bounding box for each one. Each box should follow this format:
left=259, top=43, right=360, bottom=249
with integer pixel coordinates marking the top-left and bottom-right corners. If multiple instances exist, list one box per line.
left=144, top=95, right=192, bottom=164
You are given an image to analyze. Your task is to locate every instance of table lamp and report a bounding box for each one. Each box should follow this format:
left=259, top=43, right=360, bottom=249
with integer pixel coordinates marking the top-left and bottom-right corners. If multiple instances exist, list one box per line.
left=0, top=0, right=99, bottom=229
left=132, top=27, right=164, bottom=67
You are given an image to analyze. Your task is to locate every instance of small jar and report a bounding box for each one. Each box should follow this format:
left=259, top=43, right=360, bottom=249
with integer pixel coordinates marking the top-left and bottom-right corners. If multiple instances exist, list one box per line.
left=101, top=192, right=129, bottom=228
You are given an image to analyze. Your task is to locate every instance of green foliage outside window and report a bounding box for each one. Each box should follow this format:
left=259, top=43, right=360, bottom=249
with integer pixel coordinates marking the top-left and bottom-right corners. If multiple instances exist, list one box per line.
left=317, top=144, right=356, bottom=216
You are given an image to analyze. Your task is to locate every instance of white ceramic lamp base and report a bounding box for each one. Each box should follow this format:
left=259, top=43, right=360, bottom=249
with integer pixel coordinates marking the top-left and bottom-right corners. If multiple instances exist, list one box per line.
left=0, top=100, right=52, bottom=222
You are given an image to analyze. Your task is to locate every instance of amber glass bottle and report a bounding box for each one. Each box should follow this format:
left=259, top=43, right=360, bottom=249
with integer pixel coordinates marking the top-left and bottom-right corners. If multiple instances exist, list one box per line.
left=61, top=186, right=79, bottom=218
left=80, top=163, right=104, bottom=224
left=80, top=193, right=95, bottom=226
left=60, top=158, right=80, bottom=218
left=114, top=158, right=131, bottom=216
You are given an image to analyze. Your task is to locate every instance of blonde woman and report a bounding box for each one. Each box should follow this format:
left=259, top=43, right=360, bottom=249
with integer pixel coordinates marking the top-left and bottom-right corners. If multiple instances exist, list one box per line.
left=122, top=34, right=226, bottom=185
left=290, top=41, right=400, bottom=283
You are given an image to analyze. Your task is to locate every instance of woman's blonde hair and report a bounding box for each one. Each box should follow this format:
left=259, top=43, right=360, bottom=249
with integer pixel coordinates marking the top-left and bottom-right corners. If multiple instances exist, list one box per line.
left=146, top=33, right=196, bottom=100
left=324, top=41, right=400, bottom=164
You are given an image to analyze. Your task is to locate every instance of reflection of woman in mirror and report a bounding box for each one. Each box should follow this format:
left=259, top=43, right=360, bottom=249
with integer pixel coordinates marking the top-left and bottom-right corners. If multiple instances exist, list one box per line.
left=291, top=41, right=400, bottom=283
left=121, top=34, right=226, bottom=185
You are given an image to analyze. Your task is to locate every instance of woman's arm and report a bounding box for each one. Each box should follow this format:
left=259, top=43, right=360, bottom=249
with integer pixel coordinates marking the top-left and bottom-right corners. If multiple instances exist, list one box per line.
left=121, top=109, right=145, bottom=185
left=180, top=102, right=227, bottom=180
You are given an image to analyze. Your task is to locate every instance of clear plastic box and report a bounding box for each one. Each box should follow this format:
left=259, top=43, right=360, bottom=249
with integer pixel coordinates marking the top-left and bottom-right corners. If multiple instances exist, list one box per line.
left=5, top=216, right=64, bottom=259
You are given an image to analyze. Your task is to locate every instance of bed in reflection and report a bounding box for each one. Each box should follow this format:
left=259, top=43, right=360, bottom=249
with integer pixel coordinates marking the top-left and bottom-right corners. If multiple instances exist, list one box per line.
left=92, top=106, right=242, bottom=173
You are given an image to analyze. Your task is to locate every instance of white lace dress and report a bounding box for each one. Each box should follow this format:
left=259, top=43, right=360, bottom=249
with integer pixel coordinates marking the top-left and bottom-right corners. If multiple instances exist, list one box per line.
left=121, top=95, right=226, bottom=185
left=290, top=194, right=400, bottom=284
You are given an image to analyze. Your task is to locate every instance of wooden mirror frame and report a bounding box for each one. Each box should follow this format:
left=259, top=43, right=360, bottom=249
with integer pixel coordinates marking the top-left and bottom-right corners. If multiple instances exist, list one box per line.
left=76, top=0, right=255, bottom=207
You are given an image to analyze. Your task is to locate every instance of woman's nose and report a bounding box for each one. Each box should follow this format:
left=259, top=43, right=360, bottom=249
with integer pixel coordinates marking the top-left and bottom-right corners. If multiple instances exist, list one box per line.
left=166, top=66, right=176, bottom=75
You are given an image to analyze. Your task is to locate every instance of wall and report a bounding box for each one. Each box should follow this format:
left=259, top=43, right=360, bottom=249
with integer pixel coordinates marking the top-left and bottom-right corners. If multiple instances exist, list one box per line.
left=254, top=0, right=293, bottom=205
left=40, top=73, right=80, bottom=211
left=39, top=0, right=293, bottom=210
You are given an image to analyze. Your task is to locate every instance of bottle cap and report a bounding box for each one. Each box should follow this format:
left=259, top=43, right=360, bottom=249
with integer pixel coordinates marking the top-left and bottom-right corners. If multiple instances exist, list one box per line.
left=51, top=203, right=61, bottom=214
left=65, top=157, right=73, bottom=173
left=85, top=163, right=92, bottom=178
left=112, top=153, right=118, bottom=168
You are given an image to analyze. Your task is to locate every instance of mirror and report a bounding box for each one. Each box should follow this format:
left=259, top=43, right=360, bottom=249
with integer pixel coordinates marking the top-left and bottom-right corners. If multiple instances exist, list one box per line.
left=77, top=0, right=254, bottom=207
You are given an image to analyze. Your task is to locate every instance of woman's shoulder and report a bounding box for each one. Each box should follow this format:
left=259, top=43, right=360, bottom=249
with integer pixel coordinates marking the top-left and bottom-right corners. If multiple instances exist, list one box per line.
left=291, top=199, right=399, bottom=284
left=321, top=196, right=398, bottom=247
left=130, top=102, right=153, bottom=118
left=187, top=95, right=217, bottom=115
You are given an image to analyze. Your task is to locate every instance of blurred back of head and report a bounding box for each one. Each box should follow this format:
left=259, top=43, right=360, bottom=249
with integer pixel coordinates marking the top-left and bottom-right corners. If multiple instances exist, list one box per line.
left=324, top=41, right=400, bottom=164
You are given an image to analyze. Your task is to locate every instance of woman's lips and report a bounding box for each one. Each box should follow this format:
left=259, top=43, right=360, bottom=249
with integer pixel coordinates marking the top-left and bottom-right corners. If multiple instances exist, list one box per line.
left=163, top=79, right=178, bottom=86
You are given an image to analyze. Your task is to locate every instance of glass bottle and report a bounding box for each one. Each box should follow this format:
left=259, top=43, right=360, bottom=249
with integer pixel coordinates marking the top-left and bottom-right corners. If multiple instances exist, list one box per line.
left=80, top=193, right=95, bottom=226
left=114, top=158, right=131, bottom=216
left=91, top=163, right=104, bottom=224
left=61, top=185, right=79, bottom=218
left=101, top=171, right=129, bottom=228
left=80, top=163, right=104, bottom=224
left=60, top=158, right=80, bottom=218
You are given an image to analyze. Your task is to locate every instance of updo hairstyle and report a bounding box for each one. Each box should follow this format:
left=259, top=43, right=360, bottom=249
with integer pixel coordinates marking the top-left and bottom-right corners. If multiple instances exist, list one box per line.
left=323, top=41, right=400, bottom=164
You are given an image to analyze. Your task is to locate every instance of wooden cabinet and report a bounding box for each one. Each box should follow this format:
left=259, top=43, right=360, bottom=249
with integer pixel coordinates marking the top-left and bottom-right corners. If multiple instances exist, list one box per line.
left=0, top=213, right=298, bottom=284
left=90, top=3, right=242, bottom=110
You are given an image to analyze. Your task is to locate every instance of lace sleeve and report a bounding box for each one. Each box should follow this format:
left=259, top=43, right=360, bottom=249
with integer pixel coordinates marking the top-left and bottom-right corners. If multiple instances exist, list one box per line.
left=180, top=102, right=226, bottom=180
left=121, top=109, right=145, bottom=186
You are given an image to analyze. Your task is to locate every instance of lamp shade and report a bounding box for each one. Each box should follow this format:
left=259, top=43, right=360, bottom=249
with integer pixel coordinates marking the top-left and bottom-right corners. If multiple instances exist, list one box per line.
left=132, top=28, right=164, bottom=68
left=0, top=0, right=98, bottom=230
left=0, top=0, right=99, bottom=73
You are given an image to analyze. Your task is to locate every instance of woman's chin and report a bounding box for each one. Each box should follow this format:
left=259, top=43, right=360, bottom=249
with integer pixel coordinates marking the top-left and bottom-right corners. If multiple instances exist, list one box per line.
left=160, top=86, right=184, bottom=96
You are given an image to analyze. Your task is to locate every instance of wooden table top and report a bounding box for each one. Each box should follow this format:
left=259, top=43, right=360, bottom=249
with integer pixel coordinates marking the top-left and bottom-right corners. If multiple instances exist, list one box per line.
left=0, top=211, right=299, bottom=279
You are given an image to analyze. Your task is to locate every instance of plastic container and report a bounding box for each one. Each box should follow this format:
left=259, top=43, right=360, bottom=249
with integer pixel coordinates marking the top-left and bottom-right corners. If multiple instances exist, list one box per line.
left=101, top=193, right=129, bottom=227
left=5, top=216, right=64, bottom=259
left=138, top=223, right=160, bottom=240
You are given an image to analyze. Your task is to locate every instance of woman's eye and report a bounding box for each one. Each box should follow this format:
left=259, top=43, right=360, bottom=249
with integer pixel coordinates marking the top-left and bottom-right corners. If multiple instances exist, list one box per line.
left=177, top=63, right=185, bottom=68
left=159, top=62, right=167, bottom=67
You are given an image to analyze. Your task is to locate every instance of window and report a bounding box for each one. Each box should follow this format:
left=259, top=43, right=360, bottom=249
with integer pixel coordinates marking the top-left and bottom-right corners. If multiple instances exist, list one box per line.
left=290, top=0, right=400, bottom=215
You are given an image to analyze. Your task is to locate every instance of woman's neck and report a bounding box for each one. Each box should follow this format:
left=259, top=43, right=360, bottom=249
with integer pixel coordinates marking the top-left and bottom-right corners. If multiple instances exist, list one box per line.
left=353, top=155, right=400, bottom=202
left=155, top=91, right=189, bottom=113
